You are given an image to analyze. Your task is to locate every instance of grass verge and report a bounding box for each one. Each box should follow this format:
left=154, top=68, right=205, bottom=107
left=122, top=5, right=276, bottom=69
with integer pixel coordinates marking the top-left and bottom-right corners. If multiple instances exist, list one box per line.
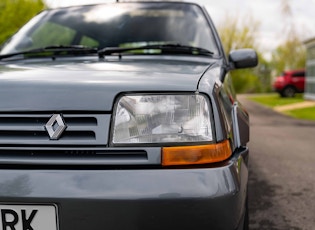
left=247, top=93, right=315, bottom=121
left=283, top=107, right=315, bottom=120
left=248, top=93, right=304, bottom=108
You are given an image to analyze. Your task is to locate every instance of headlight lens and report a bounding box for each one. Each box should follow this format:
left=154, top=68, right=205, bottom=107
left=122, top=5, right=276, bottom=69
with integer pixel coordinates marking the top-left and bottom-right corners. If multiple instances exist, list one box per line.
left=112, top=94, right=213, bottom=145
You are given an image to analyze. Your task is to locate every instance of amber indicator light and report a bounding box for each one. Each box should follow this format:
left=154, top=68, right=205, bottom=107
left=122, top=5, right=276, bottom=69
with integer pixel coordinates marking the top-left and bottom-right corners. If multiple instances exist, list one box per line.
left=162, top=140, right=232, bottom=166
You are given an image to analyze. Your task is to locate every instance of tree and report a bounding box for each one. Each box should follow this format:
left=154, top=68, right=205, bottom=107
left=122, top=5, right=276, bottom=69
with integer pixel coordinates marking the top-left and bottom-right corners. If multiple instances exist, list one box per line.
left=0, top=0, right=45, bottom=45
left=271, top=0, right=306, bottom=75
left=217, top=14, right=263, bottom=93
left=271, top=36, right=306, bottom=75
left=218, top=14, right=260, bottom=56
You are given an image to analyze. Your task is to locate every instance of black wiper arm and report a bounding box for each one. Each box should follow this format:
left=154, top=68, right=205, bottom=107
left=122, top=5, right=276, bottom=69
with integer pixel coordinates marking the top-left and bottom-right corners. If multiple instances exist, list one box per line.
left=160, top=43, right=214, bottom=55
left=98, top=43, right=214, bottom=58
left=0, top=45, right=97, bottom=60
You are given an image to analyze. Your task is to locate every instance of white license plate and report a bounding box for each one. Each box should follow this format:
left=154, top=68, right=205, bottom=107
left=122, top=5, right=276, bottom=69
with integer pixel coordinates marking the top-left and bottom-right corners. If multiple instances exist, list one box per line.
left=0, top=204, right=58, bottom=230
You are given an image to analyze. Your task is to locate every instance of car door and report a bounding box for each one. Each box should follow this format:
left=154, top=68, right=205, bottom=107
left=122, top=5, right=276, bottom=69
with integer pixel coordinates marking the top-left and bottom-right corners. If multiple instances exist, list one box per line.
left=292, top=71, right=305, bottom=92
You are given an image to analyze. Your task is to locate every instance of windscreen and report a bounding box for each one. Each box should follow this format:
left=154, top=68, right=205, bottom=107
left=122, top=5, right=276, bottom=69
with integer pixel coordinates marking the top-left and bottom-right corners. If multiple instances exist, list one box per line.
left=0, top=2, right=219, bottom=55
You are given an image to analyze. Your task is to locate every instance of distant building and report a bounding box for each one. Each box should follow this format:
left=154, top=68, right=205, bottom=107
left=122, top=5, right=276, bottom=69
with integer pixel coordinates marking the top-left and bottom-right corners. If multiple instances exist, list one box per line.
left=304, top=38, right=315, bottom=100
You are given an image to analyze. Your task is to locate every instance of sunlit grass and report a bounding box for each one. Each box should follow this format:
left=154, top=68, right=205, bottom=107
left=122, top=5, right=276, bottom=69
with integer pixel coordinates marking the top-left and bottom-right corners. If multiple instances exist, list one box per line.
left=284, top=107, right=315, bottom=121
left=248, top=93, right=304, bottom=108
left=247, top=93, right=315, bottom=121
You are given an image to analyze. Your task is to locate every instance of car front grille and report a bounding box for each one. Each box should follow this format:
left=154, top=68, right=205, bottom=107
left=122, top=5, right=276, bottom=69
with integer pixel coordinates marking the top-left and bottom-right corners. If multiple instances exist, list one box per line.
left=0, top=114, right=158, bottom=166
left=0, top=147, right=149, bottom=166
left=0, top=114, right=110, bottom=146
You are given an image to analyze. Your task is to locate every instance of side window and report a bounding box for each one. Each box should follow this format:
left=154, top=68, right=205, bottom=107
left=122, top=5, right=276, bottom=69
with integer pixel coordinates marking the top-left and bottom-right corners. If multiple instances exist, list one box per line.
left=292, top=72, right=305, bottom=78
left=30, top=22, right=76, bottom=48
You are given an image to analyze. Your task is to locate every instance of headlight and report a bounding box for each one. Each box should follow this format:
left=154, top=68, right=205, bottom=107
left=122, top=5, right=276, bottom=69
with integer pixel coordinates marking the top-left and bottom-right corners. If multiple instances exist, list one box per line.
left=112, top=94, right=213, bottom=145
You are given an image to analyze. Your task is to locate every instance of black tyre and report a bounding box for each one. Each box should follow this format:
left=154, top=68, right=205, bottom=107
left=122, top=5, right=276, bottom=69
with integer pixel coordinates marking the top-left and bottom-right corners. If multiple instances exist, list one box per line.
left=281, top=86, right=296, bottom=97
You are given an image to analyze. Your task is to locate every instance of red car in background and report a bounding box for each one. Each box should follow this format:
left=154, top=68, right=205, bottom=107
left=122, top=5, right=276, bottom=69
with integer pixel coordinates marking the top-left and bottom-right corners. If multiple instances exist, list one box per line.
left=273, top=69, right=305, bottom=97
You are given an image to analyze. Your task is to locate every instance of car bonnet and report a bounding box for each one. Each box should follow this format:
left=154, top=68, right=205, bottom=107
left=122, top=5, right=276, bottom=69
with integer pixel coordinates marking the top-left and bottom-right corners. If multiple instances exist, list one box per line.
left=0, top=59, right=214, bottom=112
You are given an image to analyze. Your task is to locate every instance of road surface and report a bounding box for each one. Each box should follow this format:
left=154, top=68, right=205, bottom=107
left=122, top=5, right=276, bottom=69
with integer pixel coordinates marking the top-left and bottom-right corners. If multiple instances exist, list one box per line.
left=238, top=96, right=315, bottom=230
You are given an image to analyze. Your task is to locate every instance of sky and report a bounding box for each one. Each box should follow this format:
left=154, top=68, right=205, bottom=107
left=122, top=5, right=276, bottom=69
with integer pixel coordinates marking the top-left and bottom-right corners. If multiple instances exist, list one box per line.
left=44, top=0, right=315, bottom=57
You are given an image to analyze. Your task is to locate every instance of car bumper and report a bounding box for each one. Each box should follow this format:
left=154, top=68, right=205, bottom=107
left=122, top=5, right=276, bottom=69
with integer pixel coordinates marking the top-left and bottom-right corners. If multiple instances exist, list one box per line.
left=0, top=147, right=248, bottom=230
left=273, top=84, right=284, bottom=92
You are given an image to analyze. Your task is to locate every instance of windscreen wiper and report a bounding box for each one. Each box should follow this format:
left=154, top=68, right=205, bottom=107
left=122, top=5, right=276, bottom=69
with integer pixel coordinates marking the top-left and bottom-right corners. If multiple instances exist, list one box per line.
left=98, top=43, right=214, bottom=58
left=0, top=45, right=98, bottom=60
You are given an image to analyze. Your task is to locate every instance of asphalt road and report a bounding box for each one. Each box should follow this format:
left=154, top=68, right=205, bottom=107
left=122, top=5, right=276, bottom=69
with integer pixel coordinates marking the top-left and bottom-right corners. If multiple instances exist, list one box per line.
left=238, top=96, right=315, bottom=230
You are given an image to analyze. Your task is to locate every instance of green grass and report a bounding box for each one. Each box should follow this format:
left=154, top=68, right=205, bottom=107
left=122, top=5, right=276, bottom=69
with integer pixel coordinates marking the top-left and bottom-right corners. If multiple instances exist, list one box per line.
left=284, top=107, right=315, bottom=121
left=248, top=93, right=304, bottom=108
left=247, top=93, right=315, bottom=121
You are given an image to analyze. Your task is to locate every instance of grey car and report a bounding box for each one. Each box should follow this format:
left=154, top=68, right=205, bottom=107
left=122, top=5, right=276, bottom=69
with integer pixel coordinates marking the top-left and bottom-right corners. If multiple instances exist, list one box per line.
left=0, top=1, right=257, bottom=230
